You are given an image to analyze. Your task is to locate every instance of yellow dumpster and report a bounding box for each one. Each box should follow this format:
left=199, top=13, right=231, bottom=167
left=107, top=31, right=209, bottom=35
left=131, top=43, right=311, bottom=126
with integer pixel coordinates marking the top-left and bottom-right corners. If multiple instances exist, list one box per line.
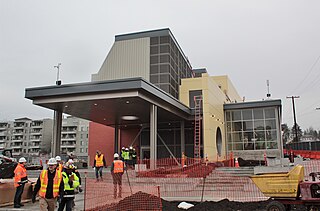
left=250, top=165, right=304, bottom=198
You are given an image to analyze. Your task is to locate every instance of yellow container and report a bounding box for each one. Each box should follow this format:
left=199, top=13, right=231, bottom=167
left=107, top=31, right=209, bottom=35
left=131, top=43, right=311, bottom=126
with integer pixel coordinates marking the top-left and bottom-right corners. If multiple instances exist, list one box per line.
left=250, top=165, right=304, bottom=198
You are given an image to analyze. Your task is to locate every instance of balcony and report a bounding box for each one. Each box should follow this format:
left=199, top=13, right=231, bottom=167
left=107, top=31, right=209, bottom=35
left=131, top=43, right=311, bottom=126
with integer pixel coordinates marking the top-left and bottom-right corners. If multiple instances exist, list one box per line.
left=29, top=145, right=41, bottom=149
left=30, top=139, right=41, bottom=142
left=29, top=152, right=39, bottom=156
left=61, top=145, right=76, bottom=149
left=61, top=136, right=76, bottom=141
left=12, top=145, right=23, bottom=149
left=30, top=130, right=41, bottom=135
left=11, top=139, right=23, bottom=143
left=12, top=152, right=22, bottom=156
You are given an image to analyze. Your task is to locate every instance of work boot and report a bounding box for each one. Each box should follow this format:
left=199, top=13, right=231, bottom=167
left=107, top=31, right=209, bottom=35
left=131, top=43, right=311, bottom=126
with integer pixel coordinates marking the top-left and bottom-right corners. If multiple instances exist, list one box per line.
left=95, top=178, right=99, bottom=182
left=100, top=177, right=103, bottom=181
left=19, top=203, right=24, bottom=207
left=14, top=205, right=21, bottom=208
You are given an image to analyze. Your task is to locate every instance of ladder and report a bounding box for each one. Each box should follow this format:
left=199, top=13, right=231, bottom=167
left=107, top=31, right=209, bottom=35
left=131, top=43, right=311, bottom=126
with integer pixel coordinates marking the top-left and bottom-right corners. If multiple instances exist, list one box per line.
left=194, top=96, right=202, bottom=159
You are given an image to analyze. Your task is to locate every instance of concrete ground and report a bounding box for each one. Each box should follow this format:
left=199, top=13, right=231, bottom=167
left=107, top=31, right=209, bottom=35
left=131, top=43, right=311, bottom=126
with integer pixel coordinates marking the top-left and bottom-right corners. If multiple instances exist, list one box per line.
left=0, top=192, right=84, bottom=211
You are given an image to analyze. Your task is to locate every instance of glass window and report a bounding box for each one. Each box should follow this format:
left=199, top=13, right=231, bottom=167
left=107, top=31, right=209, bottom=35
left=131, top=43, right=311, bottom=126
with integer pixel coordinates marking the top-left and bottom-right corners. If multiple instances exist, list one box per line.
left=232, top=132, right=242, bottom=142
left=150, top=75, right=158, bottom=83
left=267, top=141, right=278, bottom=149
left=232, top=111, right=241, bottom=121
left=264, top=108, right=276, bottom=119
left=160, top=55, right=170, bottom=63
left=265, top=119, right=276, bottom=130
left=150, top=46, right=159, bottom=55
left=254, top=120, right=265, bottom=130
left=253, top=108, right=264, bottom=119
left=160, top=74, right=169, bottom=83
left=234, top=143, right=243, bottom=150
left=226, top=111, right=231, bottom=121
left=160, top=64, right=169, bottom=73
left=150, top=55, right=159, bottom=64
left=150, top=65, right=158, bottom=74
left=242, top=109, right=253, bottom=120
left=150, top=37, right=159, bottom=45
left=232, top=122, right=242, bottom=132
left=266, top=130, right=277, bottom=141
left=160, top=45, right=170, bottom=53
left=242, top=121, right=253, bottom=131
left=160, top=36, right=170, bottom=44
left=226, top=122, right=232, bottom=132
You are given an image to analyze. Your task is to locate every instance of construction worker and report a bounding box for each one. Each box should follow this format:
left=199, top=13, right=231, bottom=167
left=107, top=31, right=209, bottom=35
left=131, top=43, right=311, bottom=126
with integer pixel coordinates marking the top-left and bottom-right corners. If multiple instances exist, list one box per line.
left=13, top=157, right=28, bottom=208
left=132, top=147, right=137, bottom=166
left=67, top=159, right=82, bottom=192
left=129, top=146, right=134, bottom=167
left=121, top=147, right=125, bottom=161
left=111, top=153, right=125, bottom=199
left=55, top=156, right=63, bottom=173
left=32, top=158, right=62, bottom=211
left=58, top=164, right=80, bottom=211
left=123, top=148, right=130, bottom=166
left=93, top=150, right=106, bottom=182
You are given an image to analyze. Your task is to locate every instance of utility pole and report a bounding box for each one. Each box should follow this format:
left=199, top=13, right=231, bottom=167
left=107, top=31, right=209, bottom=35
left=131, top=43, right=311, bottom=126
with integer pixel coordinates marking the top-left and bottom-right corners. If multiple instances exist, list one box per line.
left=54, top=63, right=62, bottom=85
left=287, top=96, right=300, bottom=142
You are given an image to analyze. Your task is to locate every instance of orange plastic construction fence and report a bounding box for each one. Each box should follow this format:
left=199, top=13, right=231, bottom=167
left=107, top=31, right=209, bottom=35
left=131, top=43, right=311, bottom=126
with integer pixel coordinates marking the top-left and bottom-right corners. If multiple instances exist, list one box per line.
left=84, top=171, right=162, bottom=211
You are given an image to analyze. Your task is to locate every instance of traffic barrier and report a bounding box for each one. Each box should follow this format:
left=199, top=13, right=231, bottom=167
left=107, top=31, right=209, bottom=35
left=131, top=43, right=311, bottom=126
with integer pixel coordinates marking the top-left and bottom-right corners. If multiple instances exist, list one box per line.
left=234, top=157, right=239, bottom=168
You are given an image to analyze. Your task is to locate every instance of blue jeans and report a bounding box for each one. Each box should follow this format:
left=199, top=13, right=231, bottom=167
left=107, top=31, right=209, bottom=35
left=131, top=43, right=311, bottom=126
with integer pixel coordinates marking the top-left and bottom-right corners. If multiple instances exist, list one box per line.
left=95, top=167, right=103, bottom=179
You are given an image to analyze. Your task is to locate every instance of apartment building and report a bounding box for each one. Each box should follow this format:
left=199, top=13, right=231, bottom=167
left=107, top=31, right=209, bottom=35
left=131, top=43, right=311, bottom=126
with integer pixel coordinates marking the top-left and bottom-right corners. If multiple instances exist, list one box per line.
left=0, top=116, right=89, bottom=163
left=0, top=118, right=53, bottom=158
left=61, top=116, right=89, bottom=162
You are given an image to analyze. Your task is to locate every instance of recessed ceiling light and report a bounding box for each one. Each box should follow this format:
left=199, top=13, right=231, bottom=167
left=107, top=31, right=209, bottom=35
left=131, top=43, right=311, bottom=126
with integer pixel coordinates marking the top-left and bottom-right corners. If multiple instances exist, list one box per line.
left=122, top=116, right=138, bottom=121
left=94, top=103, right=98, bottom=106
left=126, top=101, right=130, bottom=104
left=64, top=105, right=68, bottom=108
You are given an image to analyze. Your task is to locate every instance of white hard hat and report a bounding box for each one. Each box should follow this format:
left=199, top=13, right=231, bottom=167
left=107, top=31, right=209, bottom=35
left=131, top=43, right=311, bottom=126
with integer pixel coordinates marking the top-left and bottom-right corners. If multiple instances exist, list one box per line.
left=48, top=158, right=57, bottom=165
left=114, top=153, right=119, bottom=158
left=125, top=148, right=128, bottom=150
left=18, top=157, right=27, bottom=163
left=55, top=156, right=61, bottom=161
left=68, top=159, right=74, bottom=164
left=129, top=146, right=133, bottom=149
left=122, top=147, right=125, bottom=150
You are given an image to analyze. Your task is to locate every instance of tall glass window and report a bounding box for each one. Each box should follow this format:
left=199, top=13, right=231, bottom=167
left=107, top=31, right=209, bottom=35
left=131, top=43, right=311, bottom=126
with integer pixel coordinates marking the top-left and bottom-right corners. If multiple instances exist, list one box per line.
left=225, top=107, right=279, bottom=151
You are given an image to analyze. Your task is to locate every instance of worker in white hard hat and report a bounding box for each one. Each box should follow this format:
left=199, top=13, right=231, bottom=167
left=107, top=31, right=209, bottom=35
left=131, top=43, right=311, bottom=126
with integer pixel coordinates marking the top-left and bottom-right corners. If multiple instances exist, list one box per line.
left=55, top=156, right=63, bottom=173
left=121, top=147, right=126, bottom=161
left=33, top=158, right=62, bottom=211
left=13, top=157, right=28, bottom=208
left=111, top=153, right=125, bottom=199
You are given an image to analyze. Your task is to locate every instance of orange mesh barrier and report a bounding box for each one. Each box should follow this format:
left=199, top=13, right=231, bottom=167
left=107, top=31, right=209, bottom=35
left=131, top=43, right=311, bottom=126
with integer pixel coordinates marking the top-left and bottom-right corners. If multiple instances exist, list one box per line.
left=84, top=172, right=162, bottom=211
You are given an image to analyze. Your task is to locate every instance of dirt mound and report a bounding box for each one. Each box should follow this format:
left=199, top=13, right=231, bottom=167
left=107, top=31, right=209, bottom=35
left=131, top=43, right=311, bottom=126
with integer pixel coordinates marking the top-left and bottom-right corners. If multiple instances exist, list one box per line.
left=88, top=191, right=307, bottom=211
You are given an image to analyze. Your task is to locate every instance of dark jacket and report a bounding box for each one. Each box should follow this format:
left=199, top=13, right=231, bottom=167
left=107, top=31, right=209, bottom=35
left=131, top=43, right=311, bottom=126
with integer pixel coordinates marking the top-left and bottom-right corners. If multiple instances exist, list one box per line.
left=33, top=169, right=57, bottom=199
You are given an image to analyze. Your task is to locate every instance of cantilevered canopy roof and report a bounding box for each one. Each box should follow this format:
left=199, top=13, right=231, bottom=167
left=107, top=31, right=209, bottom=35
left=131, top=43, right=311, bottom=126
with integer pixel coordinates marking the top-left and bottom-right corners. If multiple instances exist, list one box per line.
left=25, top=78, right=192, bottom=128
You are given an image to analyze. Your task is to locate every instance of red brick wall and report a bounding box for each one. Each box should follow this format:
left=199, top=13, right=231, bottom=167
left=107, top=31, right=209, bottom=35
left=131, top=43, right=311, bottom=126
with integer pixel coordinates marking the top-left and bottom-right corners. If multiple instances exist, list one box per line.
left=89, top=123, right=140, bottom=165
left=88, top=122, right=114, bottom=165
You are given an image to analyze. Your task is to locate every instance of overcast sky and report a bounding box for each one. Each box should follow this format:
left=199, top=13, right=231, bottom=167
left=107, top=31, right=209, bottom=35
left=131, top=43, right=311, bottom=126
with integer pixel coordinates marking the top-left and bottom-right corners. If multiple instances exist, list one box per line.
left=1, top=0, right=320, bottom=130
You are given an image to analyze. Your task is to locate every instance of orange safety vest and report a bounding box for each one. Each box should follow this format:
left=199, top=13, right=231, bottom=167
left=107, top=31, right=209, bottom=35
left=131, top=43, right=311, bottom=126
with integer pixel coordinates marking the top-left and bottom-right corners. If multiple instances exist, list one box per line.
left=14, top=163, right=27, bottom=187
left=39, top=170, right=62, bottom=198
left=95, top=154, right=104, bottom=167
left=113, top=160, right=124, bottom=173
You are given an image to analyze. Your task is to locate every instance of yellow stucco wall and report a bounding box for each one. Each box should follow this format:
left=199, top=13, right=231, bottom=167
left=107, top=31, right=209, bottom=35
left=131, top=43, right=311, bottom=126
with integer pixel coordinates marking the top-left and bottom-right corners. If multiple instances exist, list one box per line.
left=180, top=73, right=241, bottom=161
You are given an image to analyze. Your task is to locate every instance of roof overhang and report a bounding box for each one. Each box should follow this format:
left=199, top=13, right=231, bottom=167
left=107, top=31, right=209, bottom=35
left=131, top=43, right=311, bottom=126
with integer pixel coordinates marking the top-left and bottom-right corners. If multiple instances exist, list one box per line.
left=25, top=78, right=192, bottom=128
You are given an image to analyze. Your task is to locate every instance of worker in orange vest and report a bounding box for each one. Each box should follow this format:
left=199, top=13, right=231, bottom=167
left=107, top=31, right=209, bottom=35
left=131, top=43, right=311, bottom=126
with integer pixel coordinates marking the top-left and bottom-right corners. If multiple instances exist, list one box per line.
left=111, top=153, right=125, bottom=199
left=55, top=156, right=63, bottom=173
left=93, top=150, right=106, bottom=182
left=13, top=157, right=28, bottom=208
left=32, top=158, right=62, bottom=211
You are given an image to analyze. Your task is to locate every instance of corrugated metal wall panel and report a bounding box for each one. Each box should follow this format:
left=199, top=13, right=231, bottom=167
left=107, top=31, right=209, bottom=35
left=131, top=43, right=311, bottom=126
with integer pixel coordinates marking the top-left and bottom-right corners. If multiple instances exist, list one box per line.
left=92, top=38, right=150, bottom=82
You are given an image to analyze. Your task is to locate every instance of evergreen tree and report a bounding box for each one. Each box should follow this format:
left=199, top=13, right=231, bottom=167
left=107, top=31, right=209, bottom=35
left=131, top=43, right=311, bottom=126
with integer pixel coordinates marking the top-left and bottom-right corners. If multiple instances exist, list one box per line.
left=281, top=123, right=290, bottom=144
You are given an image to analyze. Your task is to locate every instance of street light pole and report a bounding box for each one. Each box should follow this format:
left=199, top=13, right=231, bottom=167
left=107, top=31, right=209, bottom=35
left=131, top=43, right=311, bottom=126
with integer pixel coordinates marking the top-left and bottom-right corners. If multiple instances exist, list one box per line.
left=52, top=63, right=62, bottom=157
